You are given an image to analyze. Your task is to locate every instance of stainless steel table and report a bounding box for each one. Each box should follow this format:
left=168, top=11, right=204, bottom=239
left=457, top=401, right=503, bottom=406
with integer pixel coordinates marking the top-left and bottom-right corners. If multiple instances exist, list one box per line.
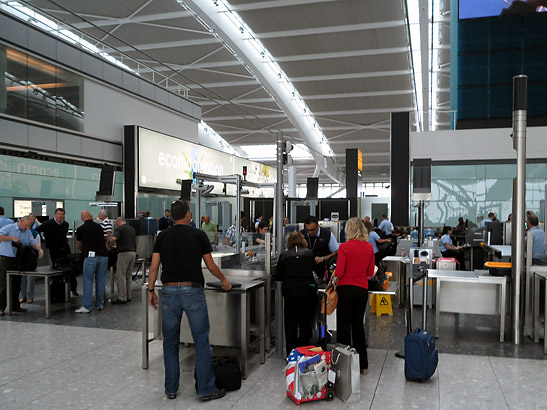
left=428, top=269, right=508, bottom=342
left=142, top=278, right=266, bottom=379
left=532, top=267, right=547, bottom=354
left=6, top=266, right=68, bottom=319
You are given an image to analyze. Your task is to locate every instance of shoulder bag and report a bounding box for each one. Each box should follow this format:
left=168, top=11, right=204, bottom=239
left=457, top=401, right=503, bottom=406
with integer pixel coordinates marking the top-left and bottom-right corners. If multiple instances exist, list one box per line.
left=321, top=273, right=338, bottom=315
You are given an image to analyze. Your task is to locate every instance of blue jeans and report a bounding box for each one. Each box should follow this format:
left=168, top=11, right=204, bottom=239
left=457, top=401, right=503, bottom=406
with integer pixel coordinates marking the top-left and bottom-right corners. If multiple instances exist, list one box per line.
left=82, top=256, right=108, bottom=310
left=161, top=286, right=216, bottom=397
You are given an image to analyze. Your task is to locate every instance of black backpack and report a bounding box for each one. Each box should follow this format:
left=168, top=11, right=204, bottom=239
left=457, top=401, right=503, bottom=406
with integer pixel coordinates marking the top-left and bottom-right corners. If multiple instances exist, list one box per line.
left=194, top=356, right=242, bottom=392
left=12, top=242, right=38, bottom=271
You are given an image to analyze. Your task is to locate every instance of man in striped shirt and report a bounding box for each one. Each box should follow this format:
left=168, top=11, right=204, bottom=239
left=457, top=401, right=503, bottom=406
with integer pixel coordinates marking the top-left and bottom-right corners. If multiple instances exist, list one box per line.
left=96, top=210, right=113, bottom=247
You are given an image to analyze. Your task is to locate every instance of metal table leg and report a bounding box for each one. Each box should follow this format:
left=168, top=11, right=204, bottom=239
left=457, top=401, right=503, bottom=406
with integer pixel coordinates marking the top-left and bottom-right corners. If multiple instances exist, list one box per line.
left=45, top=275, right=52, bottom=319
left=435, top=278, right=441, bottom=337
left=6, top=272, right=12, bottom=315
left=142, top=285, right=149, bottom=369
left=534, top=274, right=541, bottom=343
left=64, top=279, right=70, bottom=303
left=259, top=286, right=265, bottom=364
left=500, top=279, right=506, bottom=343
left=544, top=279, right=547, bottom=355
left=240, top=291, right=250, bottom=379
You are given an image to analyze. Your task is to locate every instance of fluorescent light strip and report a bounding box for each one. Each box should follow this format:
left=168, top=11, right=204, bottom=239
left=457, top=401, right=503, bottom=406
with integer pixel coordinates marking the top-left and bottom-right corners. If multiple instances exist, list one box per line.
left=1, top=1, right=136, bottom=74
left=183, top=0, right=335, bottom=158
left=406, top=0, right=423, bottom=131
left=199, top=121, right=237, bottom=155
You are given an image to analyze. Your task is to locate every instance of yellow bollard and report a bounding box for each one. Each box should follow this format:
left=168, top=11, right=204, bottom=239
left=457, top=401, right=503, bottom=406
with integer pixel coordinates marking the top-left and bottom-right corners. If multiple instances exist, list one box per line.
left=370, top=294, right=376, bottom=313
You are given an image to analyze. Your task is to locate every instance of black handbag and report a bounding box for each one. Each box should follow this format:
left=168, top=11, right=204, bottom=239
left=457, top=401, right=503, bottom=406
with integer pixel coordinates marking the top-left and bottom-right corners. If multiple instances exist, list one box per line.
left=213, top=356, right=242, bottom=391
left=194, top=356, right=242, bottom=392
left=12, top=242, right=38, bottom=271
left=368, top=265, right=387, bottom=291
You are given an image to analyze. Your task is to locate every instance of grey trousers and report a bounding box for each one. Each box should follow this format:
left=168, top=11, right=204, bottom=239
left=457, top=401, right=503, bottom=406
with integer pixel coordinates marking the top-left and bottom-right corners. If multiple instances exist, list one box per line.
left=115, top=251, right=136, bottom=301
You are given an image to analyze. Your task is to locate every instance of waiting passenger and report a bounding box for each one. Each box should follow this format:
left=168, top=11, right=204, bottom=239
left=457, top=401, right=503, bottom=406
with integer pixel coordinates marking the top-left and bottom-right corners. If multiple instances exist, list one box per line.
left=440, top=226, right=465, bottom=268
left=158, top=209, right=173, bottom=231
left=480, top=212, right=495, bottom=226
left=275, top=232, right=316, bottom=354
left=224, top=217, right=248, bottom=247
left=75, top=210, right=108, bottom=313
left=526, top=214, right=546, bottom=266
left=335, top=217, right=375, bottom=375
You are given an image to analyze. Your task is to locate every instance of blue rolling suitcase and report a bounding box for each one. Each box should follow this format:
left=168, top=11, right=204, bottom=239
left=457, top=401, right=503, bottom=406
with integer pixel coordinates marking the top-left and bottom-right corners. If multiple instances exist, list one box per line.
left=404, top=328, right=438, bottom=382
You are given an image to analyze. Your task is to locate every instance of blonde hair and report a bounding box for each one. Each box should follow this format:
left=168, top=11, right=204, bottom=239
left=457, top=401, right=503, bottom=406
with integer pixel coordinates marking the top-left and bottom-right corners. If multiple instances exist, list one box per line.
left=345, top=217, right=368, bottom=241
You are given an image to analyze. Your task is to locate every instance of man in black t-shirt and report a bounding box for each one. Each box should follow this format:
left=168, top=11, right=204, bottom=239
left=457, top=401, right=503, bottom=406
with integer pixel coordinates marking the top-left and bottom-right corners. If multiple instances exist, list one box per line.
left=148, top=200, right=231, bottom=402
left=36, top=208, right=70, bottom=265
left=75, top=210, right=108, bottom=314
left=110, top=217, right=137, bottom=304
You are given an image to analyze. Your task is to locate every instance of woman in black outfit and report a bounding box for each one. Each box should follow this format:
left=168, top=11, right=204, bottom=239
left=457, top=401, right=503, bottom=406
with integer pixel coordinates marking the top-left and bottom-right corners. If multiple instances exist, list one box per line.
left=275, top=232, right=317, bottom=354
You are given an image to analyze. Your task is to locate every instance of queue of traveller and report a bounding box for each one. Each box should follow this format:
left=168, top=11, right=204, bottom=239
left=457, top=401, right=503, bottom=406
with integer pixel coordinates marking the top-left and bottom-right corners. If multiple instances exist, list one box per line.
left=0, top=206, right=137, bottom=316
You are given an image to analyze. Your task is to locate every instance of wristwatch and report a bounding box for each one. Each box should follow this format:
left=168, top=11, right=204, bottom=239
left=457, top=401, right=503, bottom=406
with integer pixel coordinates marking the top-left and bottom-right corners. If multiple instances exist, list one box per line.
left=148, top=288, right=155, bottom=293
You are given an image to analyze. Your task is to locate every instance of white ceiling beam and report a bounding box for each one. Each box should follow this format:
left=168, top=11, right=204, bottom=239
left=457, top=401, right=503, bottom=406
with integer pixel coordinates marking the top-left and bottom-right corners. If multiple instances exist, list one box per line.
left=230, top=0, right=340, bottom=12
left=314, top=107, right=414, bottom=116
left=184, top=0, right=343, bottom=183
left=205, top=106, right=411, bottom=121
left=275, top=47, right=409, bottom=63
left=66, top=10, right=194, bottom=29
left=174, top=69, right=411, bottom=88
left=219, top=124, right=390, bottom=135
left=116, top=37, right=220, bottom=53
left=328, top=138, right=389, bottom=144
left=198, top=89, right=411, bottom=106
left=333, top=152, right=389, bottom=157
left=254, top=21, right=405, bottom=39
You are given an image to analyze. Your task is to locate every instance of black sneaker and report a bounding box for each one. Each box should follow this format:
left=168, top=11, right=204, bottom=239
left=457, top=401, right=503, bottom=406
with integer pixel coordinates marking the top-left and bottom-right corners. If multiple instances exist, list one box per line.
left=165, top=392, right=176, bottom=399
left=111, top=299, right=126, bottom=305
left=200, top=389, right=226, bottom=402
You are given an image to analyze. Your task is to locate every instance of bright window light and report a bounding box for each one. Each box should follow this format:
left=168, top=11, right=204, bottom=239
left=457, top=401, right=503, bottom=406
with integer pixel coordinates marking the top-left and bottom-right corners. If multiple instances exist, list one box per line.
left=406, top=0, right=424, bottom=131
left=1, top=1, right=137, bottom=74
left=199, top=121, right=237, bottom=155
left=239, top=144, right=313, bottom=161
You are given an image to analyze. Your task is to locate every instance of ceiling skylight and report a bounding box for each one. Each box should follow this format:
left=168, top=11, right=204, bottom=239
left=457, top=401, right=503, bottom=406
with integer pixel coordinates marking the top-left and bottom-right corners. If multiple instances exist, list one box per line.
left=239, top=144, right=313, bottom=161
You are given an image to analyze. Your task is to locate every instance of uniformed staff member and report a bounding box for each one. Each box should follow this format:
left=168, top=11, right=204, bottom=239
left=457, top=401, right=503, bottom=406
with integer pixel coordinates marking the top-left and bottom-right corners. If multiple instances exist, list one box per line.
left=300, top=215, right=339, bottom=279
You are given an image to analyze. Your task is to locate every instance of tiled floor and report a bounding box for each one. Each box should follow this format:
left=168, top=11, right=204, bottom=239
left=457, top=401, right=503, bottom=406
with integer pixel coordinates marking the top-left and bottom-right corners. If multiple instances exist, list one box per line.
left=1, top=274, right=547, bottom=409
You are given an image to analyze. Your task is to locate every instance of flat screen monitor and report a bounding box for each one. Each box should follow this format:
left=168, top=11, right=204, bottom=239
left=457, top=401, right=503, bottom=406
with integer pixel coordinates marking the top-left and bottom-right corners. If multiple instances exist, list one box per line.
left=459, top=0, right=547, bottom=20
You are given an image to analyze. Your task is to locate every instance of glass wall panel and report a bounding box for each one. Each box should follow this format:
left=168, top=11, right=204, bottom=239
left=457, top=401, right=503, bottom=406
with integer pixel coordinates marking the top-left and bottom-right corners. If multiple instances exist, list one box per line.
left=0, top=154, right=121, bottom=220
left=416, top=163, right=547, bottom=226
left=0, top=43, right=84, bottom=131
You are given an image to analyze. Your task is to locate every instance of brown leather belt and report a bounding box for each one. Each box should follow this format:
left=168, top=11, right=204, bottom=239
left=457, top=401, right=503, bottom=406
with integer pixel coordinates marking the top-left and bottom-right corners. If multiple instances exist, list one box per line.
left=162, top=282, right=201, bottom=287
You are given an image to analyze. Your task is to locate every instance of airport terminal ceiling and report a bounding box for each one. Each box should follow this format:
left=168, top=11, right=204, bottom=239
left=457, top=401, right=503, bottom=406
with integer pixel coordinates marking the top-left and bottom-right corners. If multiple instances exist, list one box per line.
left=16, top=0, right=452, bottom=184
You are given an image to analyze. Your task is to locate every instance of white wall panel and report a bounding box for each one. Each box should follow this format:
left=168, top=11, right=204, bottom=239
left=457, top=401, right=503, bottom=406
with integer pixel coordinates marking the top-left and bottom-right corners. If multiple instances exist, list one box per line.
left=0, top=119, right=28, bottom=147
left=84, top=80, right=198, bottom=144
left=410, top=127, right=547, bottom=161
left=28, top=125, right=55, bottom=151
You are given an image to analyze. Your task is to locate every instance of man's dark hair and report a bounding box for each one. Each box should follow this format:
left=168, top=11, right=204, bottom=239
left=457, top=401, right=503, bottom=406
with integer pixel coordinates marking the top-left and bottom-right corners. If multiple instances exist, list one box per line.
left=165, top=209, right=170, bottom=213
left=55, top=208, right=65, bottom=214
left=258, top=221, right=269, bottom=230
left=304, top=215, right=318, bottom=225
left=442, top=226, right=452, bottom=235
left=171, top=200, right=190, bottom=221
left=382, top=214, right=387, bottom=219
left=0, top=206, right=4, bottom=215
left=527, top=215, right=539, bottom=227
left=488, top=212, right=495, bottom=218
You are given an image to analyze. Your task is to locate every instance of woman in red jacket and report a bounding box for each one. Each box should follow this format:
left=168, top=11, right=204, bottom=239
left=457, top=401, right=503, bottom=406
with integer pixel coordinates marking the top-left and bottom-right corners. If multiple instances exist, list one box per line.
left=335, top=217, right=376, bottom=374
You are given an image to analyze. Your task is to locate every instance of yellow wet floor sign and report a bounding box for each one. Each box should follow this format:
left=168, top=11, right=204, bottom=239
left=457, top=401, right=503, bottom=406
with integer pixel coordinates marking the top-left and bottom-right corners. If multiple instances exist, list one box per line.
left=370, top=294, right=393, bottom=316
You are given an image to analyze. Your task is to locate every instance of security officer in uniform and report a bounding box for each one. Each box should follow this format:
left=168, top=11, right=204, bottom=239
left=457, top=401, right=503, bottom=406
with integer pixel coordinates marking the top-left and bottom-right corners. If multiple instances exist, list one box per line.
left=300, top=215, right=339, bottom=280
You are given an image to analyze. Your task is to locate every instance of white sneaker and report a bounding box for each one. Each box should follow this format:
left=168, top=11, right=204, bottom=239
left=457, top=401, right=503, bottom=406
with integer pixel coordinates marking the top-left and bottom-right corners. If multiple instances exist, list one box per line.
left=75, top=306, right=90, bottom=313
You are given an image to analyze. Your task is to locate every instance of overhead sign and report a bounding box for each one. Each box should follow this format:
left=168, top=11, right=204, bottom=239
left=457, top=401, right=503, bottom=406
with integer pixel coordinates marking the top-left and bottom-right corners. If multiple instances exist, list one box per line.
left=138, top=128, right=275, bottom=196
